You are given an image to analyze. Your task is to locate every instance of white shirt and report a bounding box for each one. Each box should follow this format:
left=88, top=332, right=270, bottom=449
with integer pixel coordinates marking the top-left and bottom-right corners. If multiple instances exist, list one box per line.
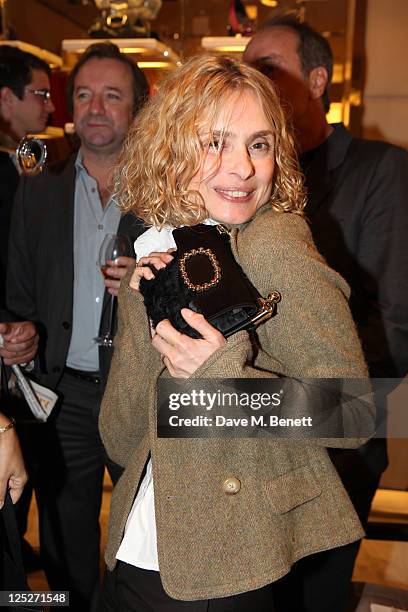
left=115, top=458, right=159, bottom=570
left=116, top=219, right=219, bottom=571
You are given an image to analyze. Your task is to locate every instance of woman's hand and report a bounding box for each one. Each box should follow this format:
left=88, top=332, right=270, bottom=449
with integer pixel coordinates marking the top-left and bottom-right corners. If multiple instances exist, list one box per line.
left=129, top=251, right=174, bottom=291
left=0, top=414, right=27, bottom=507
left=152, top=309, right=226, bottom=378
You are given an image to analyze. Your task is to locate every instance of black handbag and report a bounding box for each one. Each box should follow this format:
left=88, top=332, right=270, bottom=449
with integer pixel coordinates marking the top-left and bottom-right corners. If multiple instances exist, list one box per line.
left=139, top=224, right=281, bottom=338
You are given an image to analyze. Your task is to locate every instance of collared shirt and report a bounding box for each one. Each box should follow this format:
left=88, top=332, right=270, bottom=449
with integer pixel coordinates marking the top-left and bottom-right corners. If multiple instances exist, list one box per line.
left=66, top=152, right=121, bottom=371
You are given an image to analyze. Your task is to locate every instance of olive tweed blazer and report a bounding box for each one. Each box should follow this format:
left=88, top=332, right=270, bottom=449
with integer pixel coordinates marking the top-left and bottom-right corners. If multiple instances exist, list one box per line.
left=99, top=206, right=374, bottom=601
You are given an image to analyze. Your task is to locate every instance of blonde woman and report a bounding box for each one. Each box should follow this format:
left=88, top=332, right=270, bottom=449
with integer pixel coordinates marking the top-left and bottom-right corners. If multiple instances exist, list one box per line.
left=99, top=56, right=373, bottom=612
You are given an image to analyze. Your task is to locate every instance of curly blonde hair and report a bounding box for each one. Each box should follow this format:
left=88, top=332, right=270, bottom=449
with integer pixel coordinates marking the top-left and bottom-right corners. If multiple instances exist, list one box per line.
left=116, top=54, right=305, bottom=227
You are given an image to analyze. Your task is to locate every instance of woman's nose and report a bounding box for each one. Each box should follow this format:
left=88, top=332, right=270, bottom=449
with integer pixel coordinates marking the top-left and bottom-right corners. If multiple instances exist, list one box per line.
left=225, top=146, right=255, bottom=180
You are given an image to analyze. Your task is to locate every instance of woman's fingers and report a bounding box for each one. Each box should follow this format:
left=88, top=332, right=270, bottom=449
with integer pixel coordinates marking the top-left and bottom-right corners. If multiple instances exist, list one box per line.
left=130, top=250, right=174, bottom=291
left=129, top=266, right=155, bottom=291
left=138, top=252, right=173, bottom=270
left=152, top=313, right=226, bottom=378
left=180, top=309, right=225, bottom=345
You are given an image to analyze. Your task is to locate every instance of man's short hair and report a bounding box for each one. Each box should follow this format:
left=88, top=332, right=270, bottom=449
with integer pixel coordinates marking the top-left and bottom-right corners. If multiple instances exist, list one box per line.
left=0, top=45, right=51, bottom=99
left=67, top=42, right=149, bottom=115
left=259, top=14, right=333, bottom=112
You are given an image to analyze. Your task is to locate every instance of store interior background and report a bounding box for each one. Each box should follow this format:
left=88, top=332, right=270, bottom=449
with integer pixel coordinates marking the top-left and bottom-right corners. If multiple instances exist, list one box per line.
left=1, top=0, right=407, bottom=605
left=5, top=0, right=408, bottom=150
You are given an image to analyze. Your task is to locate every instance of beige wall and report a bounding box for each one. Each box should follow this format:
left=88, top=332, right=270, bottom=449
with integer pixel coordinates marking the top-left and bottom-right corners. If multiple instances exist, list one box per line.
left=362, top=0, right=408, bottom=149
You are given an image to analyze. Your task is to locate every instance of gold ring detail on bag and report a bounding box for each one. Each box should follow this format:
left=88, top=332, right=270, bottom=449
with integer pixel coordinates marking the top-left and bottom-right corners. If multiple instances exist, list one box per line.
left=179, top=248, right=221, bottom=292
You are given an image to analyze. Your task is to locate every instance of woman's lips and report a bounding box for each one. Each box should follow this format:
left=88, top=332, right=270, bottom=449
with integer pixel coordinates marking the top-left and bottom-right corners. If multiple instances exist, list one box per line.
left=214, top=188, right=254, bottom=202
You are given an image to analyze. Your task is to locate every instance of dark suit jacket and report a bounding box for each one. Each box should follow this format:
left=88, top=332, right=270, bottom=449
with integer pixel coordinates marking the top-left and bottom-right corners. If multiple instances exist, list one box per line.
left=0, top=308, right=15, bottom=323
left=301, top=123, right=408, bottom=485
left=0, top=152, right=19, bottom=308
left=6, top=155, right=145, bottom=390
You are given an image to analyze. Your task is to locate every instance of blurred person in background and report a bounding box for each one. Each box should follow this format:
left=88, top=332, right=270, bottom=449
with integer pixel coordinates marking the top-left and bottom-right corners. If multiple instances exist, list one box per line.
left=244, top=14, right=408, bottom=612
left=0, top=46, right=54, bottom=570
left=6, top=42, right=148, bottom=611
left=0, top=45, right=55, bottom=305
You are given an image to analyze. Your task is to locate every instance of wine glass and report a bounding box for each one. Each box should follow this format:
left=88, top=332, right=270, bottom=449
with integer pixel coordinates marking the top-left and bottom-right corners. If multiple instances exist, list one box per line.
left=95, top=233, right=133, bottom=347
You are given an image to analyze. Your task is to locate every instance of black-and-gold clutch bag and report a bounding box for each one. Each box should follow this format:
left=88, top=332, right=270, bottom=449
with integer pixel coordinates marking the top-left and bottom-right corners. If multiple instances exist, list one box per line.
left=139, top=224, right=281, bottom=338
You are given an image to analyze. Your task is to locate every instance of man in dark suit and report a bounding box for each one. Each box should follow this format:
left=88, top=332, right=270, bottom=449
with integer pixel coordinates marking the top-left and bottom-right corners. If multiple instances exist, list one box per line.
left=1, top=47, right=55, bottom=568
left=244, top=15, right=408, bottom=612
left=0, top=45, right=55, bottom=306
left=6, top=43, right=148, bottom=611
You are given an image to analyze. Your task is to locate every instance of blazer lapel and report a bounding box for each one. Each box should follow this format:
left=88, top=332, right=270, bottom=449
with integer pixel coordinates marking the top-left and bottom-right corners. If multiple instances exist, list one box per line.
left=55, top=158, right=76, bottom=290
left=100, top=212, right=146, bottom=316
left=98, top=212, right=146, bottom=384
left=117, top=211, right=146, bottom=244
left=100, top=211, right=145, bottom=311
left=301, top=123, right=353, bottom=219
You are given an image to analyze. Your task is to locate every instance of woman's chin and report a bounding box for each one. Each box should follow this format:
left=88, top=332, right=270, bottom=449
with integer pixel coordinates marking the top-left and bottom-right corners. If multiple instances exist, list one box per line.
left=205, top=206, right=258, bottom=226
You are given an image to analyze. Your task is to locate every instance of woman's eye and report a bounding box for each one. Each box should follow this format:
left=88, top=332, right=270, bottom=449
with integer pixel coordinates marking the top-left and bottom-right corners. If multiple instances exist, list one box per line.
left=249, top=141, right=270, bottom=153
left=207, top=139, right=224, bottom=153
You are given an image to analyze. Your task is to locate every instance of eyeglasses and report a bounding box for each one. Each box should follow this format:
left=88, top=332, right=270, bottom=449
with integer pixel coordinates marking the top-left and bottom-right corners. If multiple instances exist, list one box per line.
left=25, top=88, right=52, bottom=103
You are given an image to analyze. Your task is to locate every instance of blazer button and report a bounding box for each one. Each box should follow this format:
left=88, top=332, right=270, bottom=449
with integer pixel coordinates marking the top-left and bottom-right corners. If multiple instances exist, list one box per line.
left=222, top=477, right=241, bottom=495
left=62, top=321, right=70, bottom=329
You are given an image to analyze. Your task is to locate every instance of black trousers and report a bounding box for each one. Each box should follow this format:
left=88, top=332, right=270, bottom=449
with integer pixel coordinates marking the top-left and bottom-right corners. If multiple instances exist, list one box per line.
left=272, top=480, right=380, bottom=612
left=99, top=562, right=275, bottom=612
left=28, top=372, right=122, bottom=611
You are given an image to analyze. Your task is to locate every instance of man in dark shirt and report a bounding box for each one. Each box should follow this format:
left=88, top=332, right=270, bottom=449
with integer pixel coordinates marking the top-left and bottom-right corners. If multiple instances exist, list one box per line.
left=244, top=15, right=408, bottom=612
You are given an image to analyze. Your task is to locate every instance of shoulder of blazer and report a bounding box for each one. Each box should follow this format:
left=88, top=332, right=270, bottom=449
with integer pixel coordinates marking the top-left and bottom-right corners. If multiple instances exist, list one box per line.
left=240, top=206, right=313, bottom=249
left=342, top=132, right=408, bottom=170
left=118, top=211, right=148, bottom=242
left=16, top=155, right=76, bottom=219
left=0, top=153, right=18, bottom=188
left=314, top=123, right=406, bottom=174
left=21, top=154, right=76, bottom=193
left=40, top=154, right=76, bottom=181
left=0, top=151, right=16, bottom=173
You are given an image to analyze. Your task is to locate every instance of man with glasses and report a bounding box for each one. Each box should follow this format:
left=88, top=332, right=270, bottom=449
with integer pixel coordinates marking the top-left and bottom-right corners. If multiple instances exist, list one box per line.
left=0, top=45, right=54, bottom=573
left=0, top=45, right=55, bottom=303
left=0, top=46, right=54, bottom=144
